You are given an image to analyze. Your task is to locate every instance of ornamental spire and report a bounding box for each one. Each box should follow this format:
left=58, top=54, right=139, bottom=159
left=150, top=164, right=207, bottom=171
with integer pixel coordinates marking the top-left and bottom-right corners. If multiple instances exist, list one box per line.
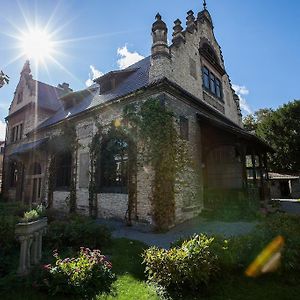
left=203, top=0, right=207, bottom=10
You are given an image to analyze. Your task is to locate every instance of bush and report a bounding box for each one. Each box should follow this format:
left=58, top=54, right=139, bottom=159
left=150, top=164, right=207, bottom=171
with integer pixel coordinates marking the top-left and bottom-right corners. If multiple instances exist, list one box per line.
left=42, top=248, right=116, bottom=298
left=142, top=234, right=223, bottom=291
left=215, top=213, right=300, bottom=273
left=45, top=215, right=111, bottom=250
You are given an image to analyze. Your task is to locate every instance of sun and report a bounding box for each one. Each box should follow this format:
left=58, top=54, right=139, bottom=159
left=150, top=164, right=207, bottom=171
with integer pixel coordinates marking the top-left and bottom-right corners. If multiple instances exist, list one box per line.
left=20, top=29, right=54, bottom=62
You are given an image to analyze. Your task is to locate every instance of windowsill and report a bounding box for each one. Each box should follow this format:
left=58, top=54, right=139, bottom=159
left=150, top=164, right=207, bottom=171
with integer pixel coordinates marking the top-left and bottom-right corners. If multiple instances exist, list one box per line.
left=203, top=87, right=224, bottom=103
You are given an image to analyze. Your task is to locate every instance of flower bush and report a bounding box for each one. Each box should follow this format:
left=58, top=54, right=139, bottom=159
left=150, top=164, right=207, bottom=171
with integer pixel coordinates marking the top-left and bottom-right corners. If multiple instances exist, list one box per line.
left=142, top=234, right=223, bottom=292
left=43, top=248, right=116, bottom=298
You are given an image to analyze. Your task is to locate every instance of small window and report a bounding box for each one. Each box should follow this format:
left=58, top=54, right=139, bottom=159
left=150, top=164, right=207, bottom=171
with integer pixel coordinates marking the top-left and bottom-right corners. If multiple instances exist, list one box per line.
left=203, top=67, right=210, bottom=89
left=55, top=152, right=72, bottom=189
left=180, top=116, right=189, bottom=141
left=19, top=124, right=23, bottom=140
left=11, top=127, right=16, bottom=143
left=216, top=79, right=221, bottom=98
left=202, top=66, right=223, bottom=100
left=209, top=73, right=216, bottom=94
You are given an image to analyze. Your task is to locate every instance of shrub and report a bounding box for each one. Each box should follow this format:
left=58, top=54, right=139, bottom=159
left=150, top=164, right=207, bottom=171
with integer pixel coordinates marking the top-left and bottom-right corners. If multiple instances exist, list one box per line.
left=142, top=234, right=223, bottom=291
left=42, top=248, right=116, bottom=298
left=45, top=215, right=111, bottom=250
left=215, top=213, right=300, bottom=273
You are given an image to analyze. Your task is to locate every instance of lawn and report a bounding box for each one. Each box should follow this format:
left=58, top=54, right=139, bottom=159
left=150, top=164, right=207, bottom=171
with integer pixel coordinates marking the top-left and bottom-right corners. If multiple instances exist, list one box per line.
left=1, top=202, right=300, bottom=299
left=1, top=237, right=300, bottom=300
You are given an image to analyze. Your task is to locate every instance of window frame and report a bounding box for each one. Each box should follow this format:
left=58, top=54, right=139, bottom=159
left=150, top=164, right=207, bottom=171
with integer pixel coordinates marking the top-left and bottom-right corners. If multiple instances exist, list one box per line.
left=202, top=66, right=223, bottom=101
left=97, top=137, right=129, bottom=194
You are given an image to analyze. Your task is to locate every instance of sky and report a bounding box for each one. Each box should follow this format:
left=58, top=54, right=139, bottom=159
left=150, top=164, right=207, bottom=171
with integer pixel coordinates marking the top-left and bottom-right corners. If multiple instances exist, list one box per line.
left=0, top=0, right=299, bottom=140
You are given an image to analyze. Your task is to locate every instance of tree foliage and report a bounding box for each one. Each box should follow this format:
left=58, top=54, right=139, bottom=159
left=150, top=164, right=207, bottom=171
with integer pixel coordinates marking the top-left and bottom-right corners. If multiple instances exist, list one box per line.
left=243, top=100, right=300, bottom=172
left=0, top=71, right=9, bottom=88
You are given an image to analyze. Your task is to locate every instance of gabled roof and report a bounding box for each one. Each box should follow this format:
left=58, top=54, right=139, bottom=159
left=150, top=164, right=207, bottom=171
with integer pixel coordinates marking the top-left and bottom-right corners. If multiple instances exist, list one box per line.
left=36, top=56, right=151, bottom=130
left=35, top=80, right=64, bottom=112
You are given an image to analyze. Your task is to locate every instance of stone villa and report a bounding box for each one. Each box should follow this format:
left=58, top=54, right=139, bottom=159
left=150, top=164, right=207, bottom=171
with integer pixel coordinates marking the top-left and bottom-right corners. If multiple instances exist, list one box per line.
left=2, top=5, right=271, bottom=229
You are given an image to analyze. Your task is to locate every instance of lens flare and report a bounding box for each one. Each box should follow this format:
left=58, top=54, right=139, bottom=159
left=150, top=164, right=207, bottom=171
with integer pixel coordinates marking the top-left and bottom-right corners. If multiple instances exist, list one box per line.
left=245, top=235, right=284, bottom=278
left=20, top=29, right=54, bottom=62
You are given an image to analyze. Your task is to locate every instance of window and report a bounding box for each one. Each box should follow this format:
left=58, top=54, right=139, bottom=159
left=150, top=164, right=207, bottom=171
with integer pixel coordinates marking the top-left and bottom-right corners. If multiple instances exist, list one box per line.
left=209, top=72, right=216, bottom=94
left=55, top=152, right=72, bottom=189
left=10, top=123, right=23, bottom=143
left=216, top=79, right=221, bottom=98
left=179, top=116, right=189, bottom=141
left=202, top=66, right=223, bottom=100
left=9, top=161, right=18, bottom=187
left=98, top=137, right=128, bottom=193
left=203, top=67, right=210, bottom=89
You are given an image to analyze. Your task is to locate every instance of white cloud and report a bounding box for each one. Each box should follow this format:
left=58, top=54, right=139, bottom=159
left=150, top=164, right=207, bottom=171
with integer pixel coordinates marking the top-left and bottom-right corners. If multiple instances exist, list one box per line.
left=85, top=65, right=103, bottom=87
left=232, top=84, right=253, bottom=115
left=0, top=120, right=6, bottom=140
left=117, top=45, right=144, bottom=69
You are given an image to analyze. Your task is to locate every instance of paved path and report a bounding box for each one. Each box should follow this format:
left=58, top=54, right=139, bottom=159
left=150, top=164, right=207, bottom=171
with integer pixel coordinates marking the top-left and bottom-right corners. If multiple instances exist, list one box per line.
left=97, top=217, right=257, bottom=249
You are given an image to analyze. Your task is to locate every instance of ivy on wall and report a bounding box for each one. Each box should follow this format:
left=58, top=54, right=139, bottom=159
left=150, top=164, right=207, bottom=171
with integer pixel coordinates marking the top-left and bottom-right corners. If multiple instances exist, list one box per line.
left=88, top=120, right=102, bottom=217
left=123, top=98, right=188, bottom=231
left=47, top=120, right=78, bottom=213
left=88, top=118, right=137, bottom=224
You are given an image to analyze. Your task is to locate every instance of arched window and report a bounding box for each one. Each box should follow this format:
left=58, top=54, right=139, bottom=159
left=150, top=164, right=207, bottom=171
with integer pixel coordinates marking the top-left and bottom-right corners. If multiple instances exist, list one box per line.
left=98, top=137, right=128, bottom=193
left=55, top=151, right=72, bottom=189
left=200, top=43, right=219, bottom=65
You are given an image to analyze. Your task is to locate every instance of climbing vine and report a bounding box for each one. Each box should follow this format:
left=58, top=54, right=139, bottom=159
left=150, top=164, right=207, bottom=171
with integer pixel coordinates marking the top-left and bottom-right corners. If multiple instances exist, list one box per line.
left=123, top=98, right=188, bottom=231
left=88, top=118, right=137, bottom=223
left=47, top=120, right=79, bottom=213
left=88, top=119, right=103, bottom=217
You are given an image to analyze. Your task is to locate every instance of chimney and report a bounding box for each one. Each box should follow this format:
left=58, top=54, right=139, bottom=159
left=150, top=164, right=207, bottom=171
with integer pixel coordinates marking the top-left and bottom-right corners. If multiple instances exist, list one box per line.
left=186, top=10, right=196, bottom=33
left=172, top=19, right=185, bottom=46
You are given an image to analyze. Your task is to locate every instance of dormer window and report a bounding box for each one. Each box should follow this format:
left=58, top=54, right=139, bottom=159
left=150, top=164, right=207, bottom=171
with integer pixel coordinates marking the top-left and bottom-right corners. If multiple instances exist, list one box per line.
left=202, top=66, right=223, bottom=101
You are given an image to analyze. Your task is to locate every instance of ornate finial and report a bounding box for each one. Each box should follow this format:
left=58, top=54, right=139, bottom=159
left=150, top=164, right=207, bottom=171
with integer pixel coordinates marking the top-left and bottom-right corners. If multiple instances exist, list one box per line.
left=155, top=13, right=162, bottom=20
left=203, top=0, right=207, bottom=10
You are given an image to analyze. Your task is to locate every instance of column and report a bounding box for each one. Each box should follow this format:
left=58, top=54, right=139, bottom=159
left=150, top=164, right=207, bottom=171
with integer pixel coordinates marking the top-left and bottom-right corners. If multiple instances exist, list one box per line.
left=17, top=236, right=28, bottom=275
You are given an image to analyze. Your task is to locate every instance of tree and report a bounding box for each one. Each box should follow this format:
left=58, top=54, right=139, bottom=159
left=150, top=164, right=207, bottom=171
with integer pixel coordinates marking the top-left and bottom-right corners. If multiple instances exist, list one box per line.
left=0, top=71, right=9, bottom=88
left=244, top=101, right=300, bottom=172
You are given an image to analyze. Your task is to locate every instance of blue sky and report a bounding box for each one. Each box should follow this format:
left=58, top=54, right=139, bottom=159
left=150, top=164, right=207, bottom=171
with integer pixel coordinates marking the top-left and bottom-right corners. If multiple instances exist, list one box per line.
left=0, top=0, right=299, bottom=139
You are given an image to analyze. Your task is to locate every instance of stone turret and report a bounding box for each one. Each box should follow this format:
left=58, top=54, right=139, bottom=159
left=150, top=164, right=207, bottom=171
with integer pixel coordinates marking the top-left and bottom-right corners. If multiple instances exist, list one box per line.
left=172, top=19, right=185, bottom=46
left=186, top=10, right=196, bottom=33
left=151, top=13, right=170, bottom=58
left=149, top=13, right=171, bottom=82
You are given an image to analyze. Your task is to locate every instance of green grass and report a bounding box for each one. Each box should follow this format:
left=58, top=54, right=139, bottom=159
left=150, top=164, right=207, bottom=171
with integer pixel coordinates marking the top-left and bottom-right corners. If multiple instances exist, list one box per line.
left=1, top=226, right=300, bottom=299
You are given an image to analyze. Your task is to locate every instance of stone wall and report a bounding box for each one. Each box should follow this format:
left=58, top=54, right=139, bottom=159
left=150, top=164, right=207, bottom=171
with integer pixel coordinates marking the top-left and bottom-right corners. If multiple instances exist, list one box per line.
left=149, top=10, right=242, bottom=126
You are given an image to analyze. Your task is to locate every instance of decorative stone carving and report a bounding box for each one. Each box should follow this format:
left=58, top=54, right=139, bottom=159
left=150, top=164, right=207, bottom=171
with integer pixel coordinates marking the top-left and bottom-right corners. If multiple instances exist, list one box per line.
left=15, top=217, right=47, bottom=275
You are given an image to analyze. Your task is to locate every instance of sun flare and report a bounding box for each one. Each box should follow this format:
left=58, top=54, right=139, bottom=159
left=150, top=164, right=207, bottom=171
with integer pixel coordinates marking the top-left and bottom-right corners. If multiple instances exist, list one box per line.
left=20, top=29, right=54, bottom=62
